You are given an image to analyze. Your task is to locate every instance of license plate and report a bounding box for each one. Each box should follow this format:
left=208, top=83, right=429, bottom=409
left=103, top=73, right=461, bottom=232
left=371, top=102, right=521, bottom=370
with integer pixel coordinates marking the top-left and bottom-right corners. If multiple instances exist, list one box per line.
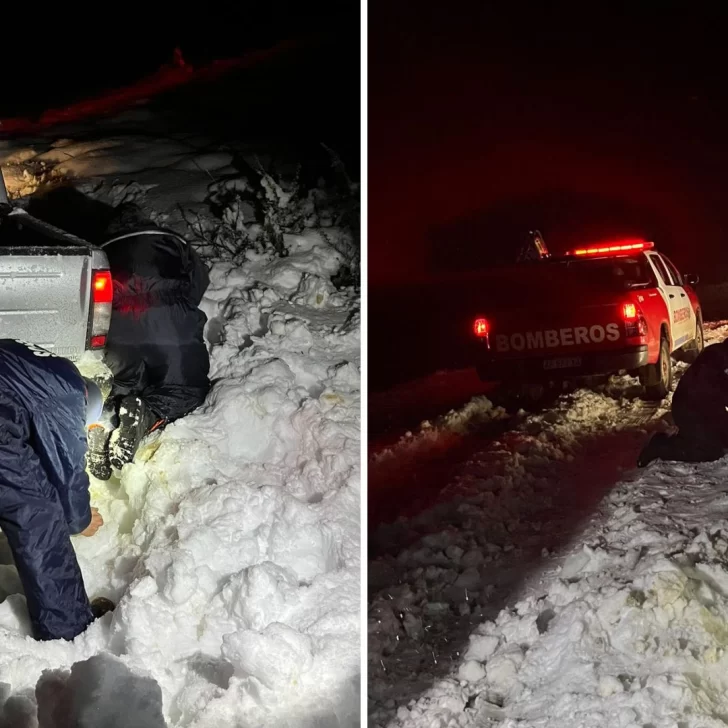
left=543, top=357, right=582, bottom=370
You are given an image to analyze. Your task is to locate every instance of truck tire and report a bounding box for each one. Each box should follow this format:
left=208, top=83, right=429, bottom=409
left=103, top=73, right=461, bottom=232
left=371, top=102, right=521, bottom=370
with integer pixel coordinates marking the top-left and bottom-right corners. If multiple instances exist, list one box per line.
left=681, top=314, right=704, bottom=364
left=640, top=336, right=673, bottom=401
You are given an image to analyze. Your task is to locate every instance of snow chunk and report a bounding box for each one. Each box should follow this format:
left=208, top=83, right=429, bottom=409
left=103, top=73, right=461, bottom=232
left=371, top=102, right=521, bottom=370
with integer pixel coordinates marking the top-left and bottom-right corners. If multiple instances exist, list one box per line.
left=458, top=660, right=486, bottom=683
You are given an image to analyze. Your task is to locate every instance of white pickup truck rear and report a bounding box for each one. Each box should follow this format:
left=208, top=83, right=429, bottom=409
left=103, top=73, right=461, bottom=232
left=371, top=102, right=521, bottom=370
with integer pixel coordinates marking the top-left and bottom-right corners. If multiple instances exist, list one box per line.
left=0, top=169, right=111, bottom=360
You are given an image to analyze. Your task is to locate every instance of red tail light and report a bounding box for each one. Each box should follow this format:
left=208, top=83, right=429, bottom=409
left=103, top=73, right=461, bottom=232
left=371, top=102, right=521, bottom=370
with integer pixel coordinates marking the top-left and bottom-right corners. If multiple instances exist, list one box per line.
left=92, top=270, right=113, bottom=304
left=88, top=269, right=112, bottom=349
left=474, top=318, right=489, bottom=337
left=623, top=301, right=647, bottom=337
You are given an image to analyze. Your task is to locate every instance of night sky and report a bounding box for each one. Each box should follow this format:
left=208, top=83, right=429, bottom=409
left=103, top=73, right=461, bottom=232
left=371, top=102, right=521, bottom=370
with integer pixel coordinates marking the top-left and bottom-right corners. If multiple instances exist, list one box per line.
left=370, top=2, right=728, bottom=286
left=369, top=2, right=728, bottom=387
left=0, top=4, right=359, bottom=165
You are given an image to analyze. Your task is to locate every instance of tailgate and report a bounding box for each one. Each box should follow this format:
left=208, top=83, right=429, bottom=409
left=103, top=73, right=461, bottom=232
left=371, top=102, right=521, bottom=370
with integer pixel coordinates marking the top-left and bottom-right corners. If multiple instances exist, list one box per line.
left=0, top=250, right=92, bottom=360
left=470, top=263, right=632, bottom=357
left=490, top=298, right=624, bottom=357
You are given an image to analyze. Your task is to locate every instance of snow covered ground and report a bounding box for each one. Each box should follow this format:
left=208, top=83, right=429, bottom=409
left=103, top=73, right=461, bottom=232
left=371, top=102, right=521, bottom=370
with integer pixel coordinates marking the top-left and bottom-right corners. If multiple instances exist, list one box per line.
left=369, top=322, right=728, bottom=728
left=0, top=120, right=360, bottom=727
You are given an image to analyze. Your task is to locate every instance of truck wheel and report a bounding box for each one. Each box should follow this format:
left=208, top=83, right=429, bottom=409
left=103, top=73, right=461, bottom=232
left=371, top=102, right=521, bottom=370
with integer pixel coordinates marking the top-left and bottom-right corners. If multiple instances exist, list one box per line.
left=681, top=314, right=704, bottom=364
left=640, top=336, right=673, bottom=401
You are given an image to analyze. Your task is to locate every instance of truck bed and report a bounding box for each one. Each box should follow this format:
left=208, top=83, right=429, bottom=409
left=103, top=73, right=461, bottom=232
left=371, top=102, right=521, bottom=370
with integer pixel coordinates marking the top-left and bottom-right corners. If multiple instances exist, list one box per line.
left=472, top=254, right=659, bottom=382
left=0, top=207, right=109, bottom=360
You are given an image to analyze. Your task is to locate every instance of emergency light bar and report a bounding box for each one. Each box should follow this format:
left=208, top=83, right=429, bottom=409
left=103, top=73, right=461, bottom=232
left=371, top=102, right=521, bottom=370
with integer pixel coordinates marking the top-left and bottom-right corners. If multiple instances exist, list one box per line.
left=568, top=240, right=654, bottom=257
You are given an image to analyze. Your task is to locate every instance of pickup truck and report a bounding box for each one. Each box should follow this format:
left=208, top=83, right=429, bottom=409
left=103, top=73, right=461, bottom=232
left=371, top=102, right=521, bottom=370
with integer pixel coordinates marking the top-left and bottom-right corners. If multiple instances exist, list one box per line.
left=0, top=169, right=111, bottom=360
left=472, top=239, right=703, bottom=401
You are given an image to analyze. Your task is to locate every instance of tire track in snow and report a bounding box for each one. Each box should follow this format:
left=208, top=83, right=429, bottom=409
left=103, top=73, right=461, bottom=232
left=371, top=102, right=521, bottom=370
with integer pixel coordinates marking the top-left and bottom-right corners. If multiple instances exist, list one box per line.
left=369, top=320, right=728, bottom=725
left=368, top=382, right=668, bottom=726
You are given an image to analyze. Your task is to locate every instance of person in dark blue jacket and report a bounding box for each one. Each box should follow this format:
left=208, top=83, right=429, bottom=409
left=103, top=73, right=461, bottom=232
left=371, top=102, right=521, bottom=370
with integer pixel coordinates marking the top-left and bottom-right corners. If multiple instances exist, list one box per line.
left=0, top=339, right=110, bottom=641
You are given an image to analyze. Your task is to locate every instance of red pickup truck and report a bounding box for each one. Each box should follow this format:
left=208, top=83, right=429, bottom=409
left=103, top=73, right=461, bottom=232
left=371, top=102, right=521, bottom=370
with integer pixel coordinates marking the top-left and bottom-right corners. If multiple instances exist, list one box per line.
left=472, top=240, right=703, bottom=401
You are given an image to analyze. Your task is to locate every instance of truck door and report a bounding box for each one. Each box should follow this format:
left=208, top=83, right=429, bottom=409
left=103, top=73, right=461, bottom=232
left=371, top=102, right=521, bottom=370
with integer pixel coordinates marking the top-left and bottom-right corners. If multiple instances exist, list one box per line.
left=660, top=253, right=696, bottom=345
left=646, top=252, right=692, bottom=350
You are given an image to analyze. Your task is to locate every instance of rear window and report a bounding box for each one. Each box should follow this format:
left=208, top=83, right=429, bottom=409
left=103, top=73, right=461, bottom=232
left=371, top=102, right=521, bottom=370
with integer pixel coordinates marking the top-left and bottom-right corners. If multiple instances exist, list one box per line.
left=566, top=257, right=656, bottom=289
left=661, top=255, right=683, bottom=285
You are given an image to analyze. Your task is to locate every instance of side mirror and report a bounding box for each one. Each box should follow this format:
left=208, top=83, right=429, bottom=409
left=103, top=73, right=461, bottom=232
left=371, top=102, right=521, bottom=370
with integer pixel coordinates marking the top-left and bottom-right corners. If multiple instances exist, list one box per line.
left=684, top=273, right=699, bottom=286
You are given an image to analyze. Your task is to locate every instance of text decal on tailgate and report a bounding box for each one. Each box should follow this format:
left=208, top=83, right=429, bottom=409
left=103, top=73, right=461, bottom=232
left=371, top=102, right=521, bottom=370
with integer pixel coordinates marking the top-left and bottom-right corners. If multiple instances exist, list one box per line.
left=495, top=323, right=620, bottom=353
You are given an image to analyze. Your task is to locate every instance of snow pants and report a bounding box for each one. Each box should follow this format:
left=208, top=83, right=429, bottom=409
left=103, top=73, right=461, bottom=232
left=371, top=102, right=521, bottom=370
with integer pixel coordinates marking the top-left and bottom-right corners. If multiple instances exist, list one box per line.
left=0, top=440, right=92, bottom=641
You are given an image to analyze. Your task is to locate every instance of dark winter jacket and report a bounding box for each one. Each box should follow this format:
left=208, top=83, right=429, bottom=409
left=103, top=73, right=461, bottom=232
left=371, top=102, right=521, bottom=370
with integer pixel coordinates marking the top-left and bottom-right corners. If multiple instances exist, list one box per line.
left=101, top=227, right=211, bottom=421
left=0, top=340, right=91, bottom=533
left=672, top=340, right=728, bottom=445
left=673, top=340, right=728, bottom=410
left=0, top=339, right=93, bottom=640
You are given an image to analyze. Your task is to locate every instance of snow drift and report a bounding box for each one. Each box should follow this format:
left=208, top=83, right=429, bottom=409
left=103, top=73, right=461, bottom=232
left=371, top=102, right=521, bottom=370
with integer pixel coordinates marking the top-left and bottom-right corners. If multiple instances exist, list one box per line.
left=370, top=325, right=728, bottom=728
left=0, top=127, right=360, bottom=727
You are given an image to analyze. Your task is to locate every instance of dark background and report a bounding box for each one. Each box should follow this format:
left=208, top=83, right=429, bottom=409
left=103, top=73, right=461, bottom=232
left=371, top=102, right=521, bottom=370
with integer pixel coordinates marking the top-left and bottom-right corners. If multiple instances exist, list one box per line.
left=0, top=3, right=360, bottom=171
left=369, top=1, right=728, bottom=389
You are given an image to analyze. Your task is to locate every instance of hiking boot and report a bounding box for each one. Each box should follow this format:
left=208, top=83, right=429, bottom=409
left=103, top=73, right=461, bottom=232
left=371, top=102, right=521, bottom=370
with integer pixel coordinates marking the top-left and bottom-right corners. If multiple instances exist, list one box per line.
left=87, top=425, right=112, bottom=481
left=90, top=597, right=115, bottom=620
left=109, top=396, right=161, bottom=471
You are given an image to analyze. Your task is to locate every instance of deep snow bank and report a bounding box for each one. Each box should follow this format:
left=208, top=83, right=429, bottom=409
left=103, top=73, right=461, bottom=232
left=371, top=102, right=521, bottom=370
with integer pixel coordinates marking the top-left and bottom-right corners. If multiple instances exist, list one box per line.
left=0, top=130, right=360, bottom=727
left=370, top=328, right=728, bottom=728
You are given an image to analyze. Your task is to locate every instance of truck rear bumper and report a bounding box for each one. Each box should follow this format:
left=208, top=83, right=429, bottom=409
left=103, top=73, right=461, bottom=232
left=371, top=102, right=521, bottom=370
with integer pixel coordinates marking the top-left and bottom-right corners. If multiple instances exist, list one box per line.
left=476, top=346, right=649, bottom=382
